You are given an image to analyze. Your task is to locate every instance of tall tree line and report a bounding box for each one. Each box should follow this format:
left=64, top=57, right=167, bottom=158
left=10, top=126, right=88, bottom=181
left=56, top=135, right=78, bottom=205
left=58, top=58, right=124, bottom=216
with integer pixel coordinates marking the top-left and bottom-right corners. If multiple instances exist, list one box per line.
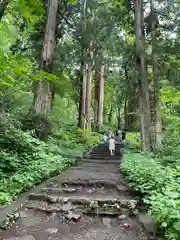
left=1, top=0, right=179, bottom=152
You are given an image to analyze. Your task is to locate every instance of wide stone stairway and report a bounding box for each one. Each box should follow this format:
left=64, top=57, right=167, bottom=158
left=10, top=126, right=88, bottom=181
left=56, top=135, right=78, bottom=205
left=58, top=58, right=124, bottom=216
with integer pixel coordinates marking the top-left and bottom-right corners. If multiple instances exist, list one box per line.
left=0, top=142, right=155, bottom=240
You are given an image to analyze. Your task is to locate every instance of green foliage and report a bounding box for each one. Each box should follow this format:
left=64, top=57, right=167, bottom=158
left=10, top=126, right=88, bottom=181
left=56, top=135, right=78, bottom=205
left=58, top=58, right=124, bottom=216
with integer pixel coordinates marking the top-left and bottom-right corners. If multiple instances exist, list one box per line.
left=121, top=153, right=180, bottom=240
left=125, top=132, right=140, bottom=152
left=0, top=114, right=100, bottom=205
left=154, top=117, right=180, bottom=166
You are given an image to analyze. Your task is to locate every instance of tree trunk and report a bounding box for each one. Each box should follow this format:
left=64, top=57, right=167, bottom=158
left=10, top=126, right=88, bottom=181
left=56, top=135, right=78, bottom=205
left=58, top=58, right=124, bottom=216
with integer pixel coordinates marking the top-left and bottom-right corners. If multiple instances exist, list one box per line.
left=85, top=64, right=93, bottom=130
left=124, top=96, right=128, bottom=129
left=78, top=0, right=88, bottom=129
left=0, top=0, right=8, bottom=20
left=117, top=106, right=121, bottom=129
left=124, top=64, right=138, bottom=131
left=108, top=105, right=113, bottom=124
left=50, top=84, right=56, bottom=110
left=94, top=69, right=99, bottom=129
left=31, top=0, right=58, bottom=115
left=150, top=0, right=162, bottom=149
left=78, top=62, right=83, bottom=128
left=79, top=62, right=88, bottom=129
left=133, top=0, right=151, bottom=151
left=97, top=64, right=104, bottom=130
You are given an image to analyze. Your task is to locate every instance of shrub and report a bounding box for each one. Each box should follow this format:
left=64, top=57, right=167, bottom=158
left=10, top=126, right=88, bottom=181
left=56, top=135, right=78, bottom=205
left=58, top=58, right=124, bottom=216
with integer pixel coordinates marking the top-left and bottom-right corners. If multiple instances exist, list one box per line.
left=121, top=153, right=180, bottom=240
left=125, top=132, right=140, bottom=152
left=157, top=118, right=180, bottom=166
left=0, top=115, right=101, bottom=205
left=0, top=154, right=76, bottom=204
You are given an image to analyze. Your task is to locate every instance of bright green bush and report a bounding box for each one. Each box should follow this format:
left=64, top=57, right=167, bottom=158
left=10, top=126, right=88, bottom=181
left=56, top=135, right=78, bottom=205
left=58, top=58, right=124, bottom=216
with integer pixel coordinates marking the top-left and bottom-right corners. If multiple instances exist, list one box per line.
left=0, top=115, right=101, bottom=205
left=121, top=153, right=180, bottom=240
left=157, top=119, right=180, bottom=166
left=0, top=154, right=76, bottom=204
left=125, top=132, right=140, bottom=152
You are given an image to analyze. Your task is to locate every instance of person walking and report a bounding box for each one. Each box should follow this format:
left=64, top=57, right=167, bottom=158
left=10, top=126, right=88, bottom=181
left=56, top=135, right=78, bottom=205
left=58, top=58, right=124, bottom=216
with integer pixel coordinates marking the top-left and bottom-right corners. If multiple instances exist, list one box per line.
left=103, top=132, right=108, bottom=143
left=109, top=135, right=115, bottom=155
left=115, top=129, right=122, bottom=142
left=122, top=130, right=126, bottom=142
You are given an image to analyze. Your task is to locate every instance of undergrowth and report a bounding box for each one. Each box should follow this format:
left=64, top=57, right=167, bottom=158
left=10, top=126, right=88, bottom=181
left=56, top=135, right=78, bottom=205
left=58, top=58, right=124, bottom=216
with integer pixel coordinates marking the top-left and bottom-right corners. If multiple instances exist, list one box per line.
left=121, top=151, right=180, bottom=240
left=0, top=114, right=101, bottom=205
left=125, top=132, right=140, bottom=152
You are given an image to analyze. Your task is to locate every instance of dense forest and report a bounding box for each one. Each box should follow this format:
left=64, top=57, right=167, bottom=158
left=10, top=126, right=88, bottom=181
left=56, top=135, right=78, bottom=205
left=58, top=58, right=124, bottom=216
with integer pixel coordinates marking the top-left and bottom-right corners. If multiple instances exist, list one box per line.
left=0, top=0, right=180, bottom=239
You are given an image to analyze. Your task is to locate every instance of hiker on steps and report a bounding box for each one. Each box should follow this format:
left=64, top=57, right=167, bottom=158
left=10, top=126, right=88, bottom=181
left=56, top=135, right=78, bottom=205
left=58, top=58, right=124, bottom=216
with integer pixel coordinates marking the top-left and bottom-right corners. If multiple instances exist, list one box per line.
left=115, top=129, right=122, bottom=142
left=103, top=132, right=108, bottom=142
left=104, top=129, right=112, bottom=142
left=107, top=129, right=112, bottom=140
left=109, top=135, right=115, bottom=155
left=122, top=130, right=126, bottom=142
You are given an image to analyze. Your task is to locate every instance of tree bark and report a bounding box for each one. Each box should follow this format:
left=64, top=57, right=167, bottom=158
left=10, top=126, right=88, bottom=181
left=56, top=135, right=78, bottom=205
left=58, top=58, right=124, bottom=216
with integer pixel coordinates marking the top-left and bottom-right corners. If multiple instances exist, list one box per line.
left=124, top=96, right=128, bottom=129
left=85, top=63, right=93, bottom=130
left=31, top=0, right=58, bottom=115
left=117, top=106, right=121, bottom=129
left=133, top=0, right=151, bottom=151
left=78, top=0, right=88, bottom=129
left=108, top=105, right=113, bottom=124
left=81, top=63, right=88, bottom=129
left=97, top=64, right=104, bottom=130
left=0, top=0, right=8, bottom=20
left=150, top=0, right=162, bottom=149
left=94, top=69, right=99, bottom=129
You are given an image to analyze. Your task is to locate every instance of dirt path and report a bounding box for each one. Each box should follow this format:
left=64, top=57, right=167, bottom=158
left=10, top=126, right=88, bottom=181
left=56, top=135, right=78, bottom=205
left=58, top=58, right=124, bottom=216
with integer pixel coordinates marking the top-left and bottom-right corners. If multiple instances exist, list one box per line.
left=0, top=142, right=156, bottom=240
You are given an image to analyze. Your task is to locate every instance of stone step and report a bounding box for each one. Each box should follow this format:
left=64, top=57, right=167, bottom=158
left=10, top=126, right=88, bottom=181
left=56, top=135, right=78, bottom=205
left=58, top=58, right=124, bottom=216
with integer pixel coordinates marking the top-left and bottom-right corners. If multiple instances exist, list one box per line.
left=88, top=155, right=121, bottom=159
left=41, top=187, right=77, bottom=194
left=26, top=200, right=74, bottom=213
left=27, top=194, right=138, bottom=216
left=29, top=193, right=136, bottom=204
left=26, top=200, right=133, bottom=216
left=71, top=166, right=120, bottom=173
left=41, top=185, right=130, bottom=197
left=90, top=150, right=123, bottom=154
left=79, top=163, right=120, bottom=167
left=82, top=159, right=120, bottom=164
left=61, top=179, right=122, bottom=188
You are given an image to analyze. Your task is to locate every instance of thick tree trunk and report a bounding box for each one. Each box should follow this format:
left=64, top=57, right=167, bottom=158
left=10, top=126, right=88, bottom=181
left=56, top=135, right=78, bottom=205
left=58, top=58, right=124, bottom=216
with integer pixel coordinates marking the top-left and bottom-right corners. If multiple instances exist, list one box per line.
left=97, top=64, right=104, bottom=130
left=78, top=0, right=88, bottom=130
left=50, top=84, right=56, bottom=110
left=150, top=0, right=162, bottom=149
left=79, top=62, right=88, bottom=129
left=31, top=0, right=58, bottom=115
left=117, top=106, right=121, bottom=129
left=94, top=69, right=99, bottom=129
left=78, top=62, right=83, bottom=128
left=124, top=65, right=138, bottom=131
left=124, top=97, right=128, bottom=129
left=126, top=96, right=138, bottom=131
left=134, top=0, right=151, bottom=151
left=78, top=87, right=83, bottom=128
left=108, top=105, right=113, bottom=124
left=85, top=37, right=94, bottom=131
left=85, top=64, right=93, bottom=130
left=0, top=0, right=8, bottom=20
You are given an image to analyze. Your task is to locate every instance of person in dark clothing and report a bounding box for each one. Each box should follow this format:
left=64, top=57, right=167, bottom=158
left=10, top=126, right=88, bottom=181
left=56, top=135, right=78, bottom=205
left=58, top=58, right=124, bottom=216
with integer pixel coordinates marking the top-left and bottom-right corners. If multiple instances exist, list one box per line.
left=122, top=130, right=126, bottom=141
left=115, top=129, right=122, bottom=142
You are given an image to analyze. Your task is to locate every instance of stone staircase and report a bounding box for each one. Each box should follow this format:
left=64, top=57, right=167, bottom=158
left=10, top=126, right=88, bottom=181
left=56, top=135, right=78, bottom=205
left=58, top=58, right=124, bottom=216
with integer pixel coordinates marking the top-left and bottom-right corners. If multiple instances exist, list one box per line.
left=1, top=142, right=156, bottom=240
left=25, top=142, right=138, bottom=218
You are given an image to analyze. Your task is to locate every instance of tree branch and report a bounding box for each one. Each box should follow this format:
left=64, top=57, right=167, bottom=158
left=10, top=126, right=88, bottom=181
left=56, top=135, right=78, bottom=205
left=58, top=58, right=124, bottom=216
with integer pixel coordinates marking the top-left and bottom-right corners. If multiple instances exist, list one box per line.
left=0, top=0, right=9, bottom=20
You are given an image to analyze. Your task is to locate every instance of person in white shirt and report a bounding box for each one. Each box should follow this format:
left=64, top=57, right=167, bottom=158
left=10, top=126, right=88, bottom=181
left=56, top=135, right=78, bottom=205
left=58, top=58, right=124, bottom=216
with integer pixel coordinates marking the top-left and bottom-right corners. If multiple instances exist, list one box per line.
left=109, top=135, right=115, bottom=155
